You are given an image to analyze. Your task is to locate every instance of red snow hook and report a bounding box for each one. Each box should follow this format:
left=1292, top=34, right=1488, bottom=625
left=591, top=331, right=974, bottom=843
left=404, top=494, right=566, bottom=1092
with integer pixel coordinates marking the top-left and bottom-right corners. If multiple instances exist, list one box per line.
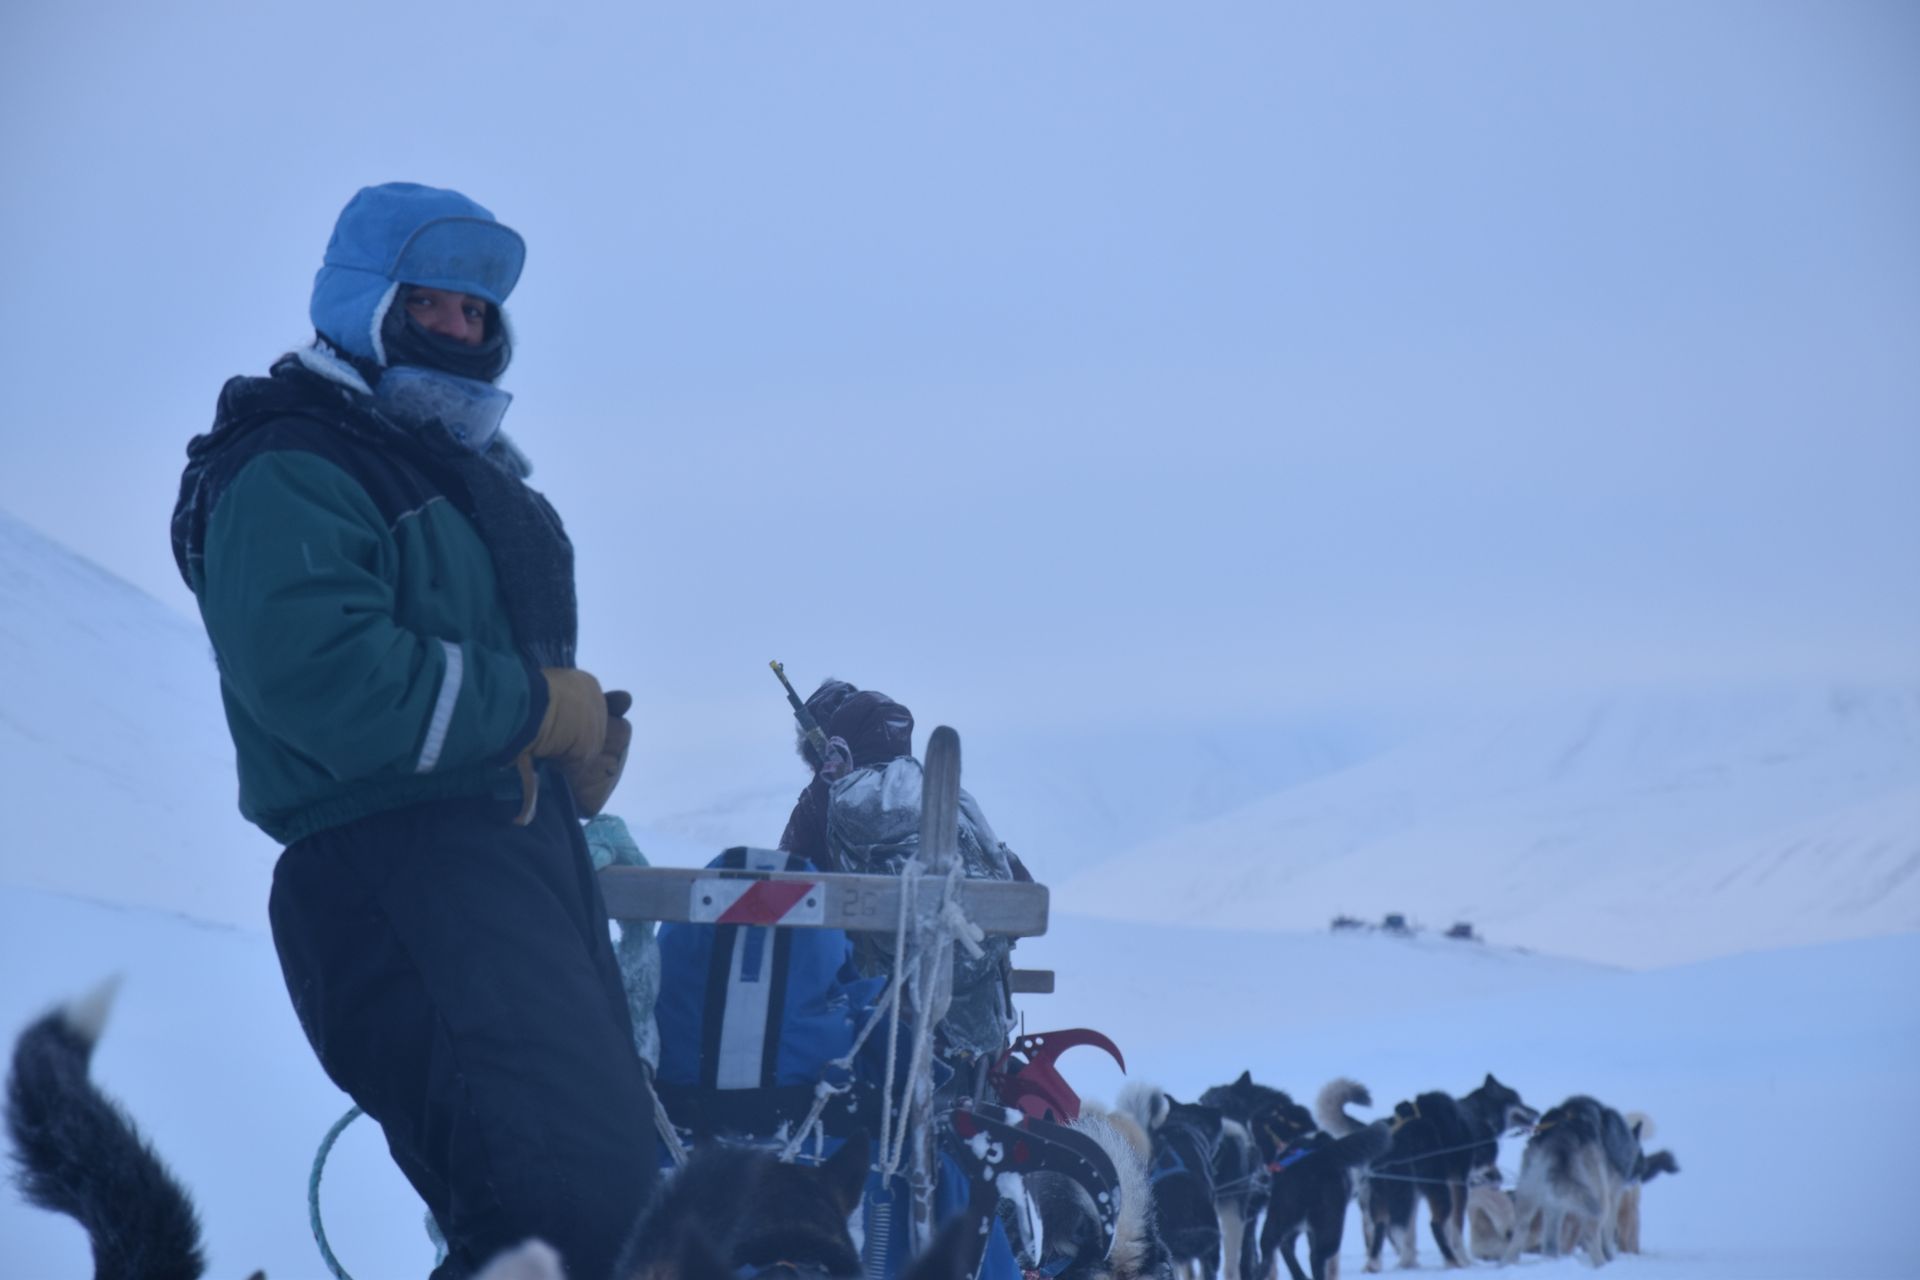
left=990, top=1029, right=1127, bottom=1123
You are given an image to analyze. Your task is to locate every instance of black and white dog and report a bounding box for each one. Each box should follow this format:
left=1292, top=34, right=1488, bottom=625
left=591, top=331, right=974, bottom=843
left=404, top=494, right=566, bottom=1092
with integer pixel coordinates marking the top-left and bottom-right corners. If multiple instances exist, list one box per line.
left=1120, top=1083, right=1226, bottom=1280
left=1258, top=1080, right=1390, bottom=1280
left=1348, top=1074, right=1537, bottom=1272
left=1202, top=1073, right=1390, bottom=1280
left=1200, top=1071, right=1313, bottom=1280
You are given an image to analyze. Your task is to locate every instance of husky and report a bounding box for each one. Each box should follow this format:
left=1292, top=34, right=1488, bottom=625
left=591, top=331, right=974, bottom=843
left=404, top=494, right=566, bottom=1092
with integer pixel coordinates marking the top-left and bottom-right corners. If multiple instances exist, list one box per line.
left=1120, top=1083, right=1225, bottom=1280
left=1614, top=1112, right=1679, bottom=1256
left=1020, top=1103, right=1176, bottom=1280
left=1210, top=1117, right=1261, bottom=1280
left=5, top=982, right=976, bottom=1280
left=1468, top=1129, right=1677, bottom=1264
left=1232, top=1077, right=1387, bottom=1280
left=1198, top=1074, right=1387, bottom=1280
left=1465, top=1167, right=1515, bottom=1261
left=1200, top=1071, right=1318, bottom=1280
left=1464, top=1167, right=1582, bottom=1261
left=1500, top=1096, right=1649, bottom=1267
left=1360, top=1074, right=1537, bottom=1272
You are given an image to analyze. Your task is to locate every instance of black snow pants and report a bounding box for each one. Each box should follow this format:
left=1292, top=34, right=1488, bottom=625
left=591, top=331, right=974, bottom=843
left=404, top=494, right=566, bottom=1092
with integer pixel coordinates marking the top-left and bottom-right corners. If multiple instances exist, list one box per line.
left=270, top=782, right=659, bottom=1280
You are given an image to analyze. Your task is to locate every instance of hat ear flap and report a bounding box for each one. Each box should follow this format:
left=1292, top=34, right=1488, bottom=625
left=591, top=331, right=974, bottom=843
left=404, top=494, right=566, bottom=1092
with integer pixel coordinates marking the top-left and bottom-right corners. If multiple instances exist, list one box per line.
left=372, top=283, right=402, bottom=367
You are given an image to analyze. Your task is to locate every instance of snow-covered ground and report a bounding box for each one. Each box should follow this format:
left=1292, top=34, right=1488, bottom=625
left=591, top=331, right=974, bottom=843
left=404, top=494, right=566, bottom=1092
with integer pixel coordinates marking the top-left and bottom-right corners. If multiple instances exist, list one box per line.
left=5, top=891, right=1914, bottom=1279
left=4, top=510, right=1918, bottom=1279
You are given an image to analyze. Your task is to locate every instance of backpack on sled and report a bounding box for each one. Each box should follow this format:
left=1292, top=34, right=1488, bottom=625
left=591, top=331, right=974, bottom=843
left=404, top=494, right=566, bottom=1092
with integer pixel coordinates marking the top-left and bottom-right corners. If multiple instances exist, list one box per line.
left=654, top=847, right=888, bottom=1139
left=653, top=846, right=1020, bottom=1280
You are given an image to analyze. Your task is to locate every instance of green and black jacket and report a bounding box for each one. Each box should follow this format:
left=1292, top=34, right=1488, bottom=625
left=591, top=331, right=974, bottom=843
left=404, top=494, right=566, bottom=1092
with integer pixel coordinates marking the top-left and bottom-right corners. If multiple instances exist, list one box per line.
left=171, top=348, right=551, bottom=844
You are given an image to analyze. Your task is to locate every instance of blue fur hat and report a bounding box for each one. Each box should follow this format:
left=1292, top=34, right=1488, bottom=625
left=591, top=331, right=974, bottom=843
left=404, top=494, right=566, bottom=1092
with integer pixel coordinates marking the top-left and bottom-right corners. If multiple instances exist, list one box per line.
left=309, top=182, right=526, bottom=365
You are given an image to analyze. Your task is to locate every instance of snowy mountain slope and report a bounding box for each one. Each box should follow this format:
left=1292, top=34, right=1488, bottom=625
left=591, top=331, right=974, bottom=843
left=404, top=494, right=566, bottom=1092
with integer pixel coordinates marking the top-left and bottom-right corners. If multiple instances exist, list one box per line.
left=0, top=510, right=278, bottom=931
left=1060, top=686, right=1920, bottom=967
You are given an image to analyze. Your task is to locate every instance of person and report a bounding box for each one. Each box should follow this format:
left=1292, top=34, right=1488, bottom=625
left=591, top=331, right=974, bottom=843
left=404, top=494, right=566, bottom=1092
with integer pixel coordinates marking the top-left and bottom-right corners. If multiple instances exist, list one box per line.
left=776, top=679, right=1030, bottom=1061
left=776, top=679, right=915, bottom=866
left=170, top=182, right=657, bottom=1279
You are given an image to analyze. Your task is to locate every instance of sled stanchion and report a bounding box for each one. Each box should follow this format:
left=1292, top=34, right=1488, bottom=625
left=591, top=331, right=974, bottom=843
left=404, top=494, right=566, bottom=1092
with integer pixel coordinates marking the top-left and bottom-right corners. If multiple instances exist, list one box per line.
left=907, top=726, right=964, bottom=1255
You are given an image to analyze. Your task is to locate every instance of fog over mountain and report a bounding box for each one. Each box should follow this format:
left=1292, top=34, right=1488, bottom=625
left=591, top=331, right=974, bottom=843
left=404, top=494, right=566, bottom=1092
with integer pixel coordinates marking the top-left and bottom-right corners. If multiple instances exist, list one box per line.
left=5, top=507, right=1913, bottom=974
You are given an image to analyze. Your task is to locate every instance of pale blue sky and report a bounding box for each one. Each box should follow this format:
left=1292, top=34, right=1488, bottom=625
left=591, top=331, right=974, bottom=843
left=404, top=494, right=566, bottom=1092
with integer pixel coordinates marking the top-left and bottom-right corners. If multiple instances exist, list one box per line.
left=3, top=1, right=1915, bottom=763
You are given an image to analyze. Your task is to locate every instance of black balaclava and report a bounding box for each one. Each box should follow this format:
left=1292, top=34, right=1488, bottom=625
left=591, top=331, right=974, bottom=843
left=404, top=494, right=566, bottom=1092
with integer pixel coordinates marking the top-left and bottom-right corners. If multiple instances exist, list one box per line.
left=380, top=301, right=512, bottom=383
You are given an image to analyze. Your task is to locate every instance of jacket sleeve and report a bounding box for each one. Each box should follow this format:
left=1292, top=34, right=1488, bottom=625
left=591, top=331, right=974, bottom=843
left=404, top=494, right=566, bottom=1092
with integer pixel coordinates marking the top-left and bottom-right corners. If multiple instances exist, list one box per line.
left=197, top=449, right=542, bottom=782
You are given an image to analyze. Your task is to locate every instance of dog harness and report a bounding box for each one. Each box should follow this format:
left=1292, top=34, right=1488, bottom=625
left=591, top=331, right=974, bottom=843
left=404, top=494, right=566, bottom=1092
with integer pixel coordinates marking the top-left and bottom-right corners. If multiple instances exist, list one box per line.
left=1268, top=1142, right=1319, bottom=1174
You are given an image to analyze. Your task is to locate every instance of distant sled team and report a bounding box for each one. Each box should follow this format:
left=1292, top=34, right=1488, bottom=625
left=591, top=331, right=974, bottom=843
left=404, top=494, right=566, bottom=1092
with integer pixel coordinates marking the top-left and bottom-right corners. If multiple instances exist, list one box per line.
left=6, top=983, right=1680, bottom=1279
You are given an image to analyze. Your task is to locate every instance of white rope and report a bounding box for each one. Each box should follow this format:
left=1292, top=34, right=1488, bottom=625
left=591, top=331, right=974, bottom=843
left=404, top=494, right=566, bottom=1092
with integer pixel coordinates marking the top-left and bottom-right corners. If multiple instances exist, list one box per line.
left=652, top=1082, right=691, bottom=1169
left=940, top=896, right=986, bottom=960
left=775, top=963, right=906, bottom=1163
left=878, top=861, right=925, bottom=1178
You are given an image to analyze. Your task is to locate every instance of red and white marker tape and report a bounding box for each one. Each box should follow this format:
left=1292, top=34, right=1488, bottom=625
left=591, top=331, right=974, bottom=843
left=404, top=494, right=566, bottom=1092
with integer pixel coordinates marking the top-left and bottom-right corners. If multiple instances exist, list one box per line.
left=688, top=878, right=826, bottom=926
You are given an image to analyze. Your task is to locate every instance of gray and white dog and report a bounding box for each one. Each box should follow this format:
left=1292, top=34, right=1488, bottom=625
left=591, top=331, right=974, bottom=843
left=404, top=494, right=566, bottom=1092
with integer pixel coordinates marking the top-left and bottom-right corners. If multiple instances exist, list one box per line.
left=1500, top=1095, right=1646, bottom=1266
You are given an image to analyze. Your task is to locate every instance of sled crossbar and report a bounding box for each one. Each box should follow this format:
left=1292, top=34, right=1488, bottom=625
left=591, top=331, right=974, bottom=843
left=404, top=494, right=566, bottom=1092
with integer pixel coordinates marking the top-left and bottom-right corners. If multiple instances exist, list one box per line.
left=1008, top=969, right=1054, bottom=994
left=598, top=866, right=1050, bottom=938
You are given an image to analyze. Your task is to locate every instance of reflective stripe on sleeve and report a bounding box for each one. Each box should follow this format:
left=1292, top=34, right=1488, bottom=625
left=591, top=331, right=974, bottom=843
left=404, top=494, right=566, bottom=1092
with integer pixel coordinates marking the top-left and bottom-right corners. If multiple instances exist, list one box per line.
left=414, top=640, right=464, bottom=773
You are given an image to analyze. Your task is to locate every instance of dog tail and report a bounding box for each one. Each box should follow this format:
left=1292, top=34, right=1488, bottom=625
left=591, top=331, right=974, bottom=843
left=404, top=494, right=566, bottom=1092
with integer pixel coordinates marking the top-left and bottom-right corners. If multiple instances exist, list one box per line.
left=1329, top=1120, right=1393, bottom=1169
left=1637, top=1149, right=1680, bottom=1184
left=1313, top=1077, right=1372, bottom=1137
left=5, top=980, right=207, bottom=1280
left=1115, top=1081, right=1171, bottom=1133
left=1074, top=1104, right=1166, bottom=1280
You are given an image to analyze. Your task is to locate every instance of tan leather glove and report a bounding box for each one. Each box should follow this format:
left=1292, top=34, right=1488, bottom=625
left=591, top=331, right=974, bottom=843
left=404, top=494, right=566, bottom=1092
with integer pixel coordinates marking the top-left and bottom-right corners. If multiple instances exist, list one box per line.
left=531, top=668, right=609, bottom=762
left=512, top=668, right=610, bottom=826
left=563, top=690, right=632, bottom=818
